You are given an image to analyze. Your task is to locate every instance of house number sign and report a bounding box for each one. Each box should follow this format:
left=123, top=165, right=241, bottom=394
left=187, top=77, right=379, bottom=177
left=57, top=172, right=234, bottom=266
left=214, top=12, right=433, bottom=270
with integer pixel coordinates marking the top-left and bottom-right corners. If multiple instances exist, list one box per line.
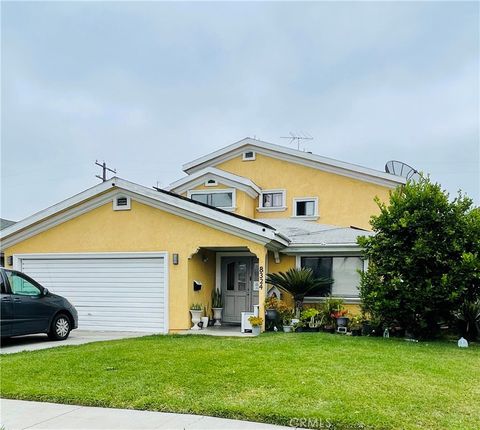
left=259, top=266, right=264, bottom=290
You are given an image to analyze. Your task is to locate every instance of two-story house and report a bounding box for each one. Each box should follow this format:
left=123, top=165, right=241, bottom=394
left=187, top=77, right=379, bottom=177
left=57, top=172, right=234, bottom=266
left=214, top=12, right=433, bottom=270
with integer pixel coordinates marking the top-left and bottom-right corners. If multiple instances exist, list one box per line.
left=0, top=138, right=405, bottom=333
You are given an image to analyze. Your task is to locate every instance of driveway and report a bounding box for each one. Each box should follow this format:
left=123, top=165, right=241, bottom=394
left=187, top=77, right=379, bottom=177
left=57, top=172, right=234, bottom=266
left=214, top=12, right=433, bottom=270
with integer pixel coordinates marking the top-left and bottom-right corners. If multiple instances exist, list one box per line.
left=0, top=330, right=151, bottom=354
left=0, top=399, right=296, bottom=429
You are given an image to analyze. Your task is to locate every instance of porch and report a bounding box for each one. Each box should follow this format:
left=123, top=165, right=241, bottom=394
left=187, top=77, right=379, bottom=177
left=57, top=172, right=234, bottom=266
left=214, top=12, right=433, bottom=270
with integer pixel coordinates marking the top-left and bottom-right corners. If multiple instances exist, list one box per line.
left=185, top=246, right=269, bottom=332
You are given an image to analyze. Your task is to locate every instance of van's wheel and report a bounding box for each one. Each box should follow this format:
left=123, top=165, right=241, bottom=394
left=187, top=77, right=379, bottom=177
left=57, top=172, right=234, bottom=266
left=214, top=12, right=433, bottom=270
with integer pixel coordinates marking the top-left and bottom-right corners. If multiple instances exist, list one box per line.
left=48, top=314, right=71, bottom=340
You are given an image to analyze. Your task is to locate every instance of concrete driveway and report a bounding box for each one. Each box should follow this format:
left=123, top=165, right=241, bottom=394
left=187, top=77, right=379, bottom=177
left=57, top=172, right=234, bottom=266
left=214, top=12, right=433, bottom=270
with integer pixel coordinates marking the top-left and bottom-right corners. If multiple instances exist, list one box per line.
left=0, top=330, right=151, bottom=354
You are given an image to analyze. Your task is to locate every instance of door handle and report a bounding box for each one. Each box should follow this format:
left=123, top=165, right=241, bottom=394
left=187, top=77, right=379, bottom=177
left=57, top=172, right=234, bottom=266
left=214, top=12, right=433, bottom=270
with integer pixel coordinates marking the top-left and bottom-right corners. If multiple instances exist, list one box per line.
left=13, top=297, right=21, bottom=302
left=1, top=297, right=11, bottom=302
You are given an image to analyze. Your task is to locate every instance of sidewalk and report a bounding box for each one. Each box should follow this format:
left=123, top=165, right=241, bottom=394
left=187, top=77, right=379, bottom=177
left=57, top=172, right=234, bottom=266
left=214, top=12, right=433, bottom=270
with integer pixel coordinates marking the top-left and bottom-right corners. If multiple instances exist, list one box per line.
left=0, top=399, right=296, bottom=430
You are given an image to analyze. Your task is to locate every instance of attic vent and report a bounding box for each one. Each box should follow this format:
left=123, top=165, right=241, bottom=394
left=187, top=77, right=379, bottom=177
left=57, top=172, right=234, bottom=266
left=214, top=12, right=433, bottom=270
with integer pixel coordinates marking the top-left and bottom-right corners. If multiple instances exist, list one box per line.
left=242, top=151, right=256, bottom=161
left=205, top=179, right=218, bottom=187
left=113, top=195, right=131, bottom=211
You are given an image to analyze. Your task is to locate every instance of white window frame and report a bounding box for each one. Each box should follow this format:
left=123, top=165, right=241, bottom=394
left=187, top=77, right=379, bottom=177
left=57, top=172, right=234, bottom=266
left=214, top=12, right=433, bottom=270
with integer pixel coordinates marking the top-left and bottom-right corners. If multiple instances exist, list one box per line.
left=187, top=188, right=236, bottom=211
left=292, top=197, right=318, bottom=220
left=242, top=150, right=256, bottom=161
left=295, top=255, right=363, bottom=304
left=257, top=189, right=286, bottom=212
left=113, top=195, right=131, bottom=211
left=204, top=179, right=218, bottom=187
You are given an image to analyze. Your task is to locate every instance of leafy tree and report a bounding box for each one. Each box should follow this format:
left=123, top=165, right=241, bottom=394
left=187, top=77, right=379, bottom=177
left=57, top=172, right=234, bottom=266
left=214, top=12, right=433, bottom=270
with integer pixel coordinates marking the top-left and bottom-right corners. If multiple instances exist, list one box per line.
left=266, top=268, right=332, bottom=316
left=358, top=177, right=480, bottom=339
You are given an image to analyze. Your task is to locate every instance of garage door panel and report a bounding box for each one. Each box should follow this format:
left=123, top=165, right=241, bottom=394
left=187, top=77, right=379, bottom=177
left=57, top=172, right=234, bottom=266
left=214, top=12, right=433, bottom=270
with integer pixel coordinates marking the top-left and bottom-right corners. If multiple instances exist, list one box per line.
left=18, top=254, right=167, bottom=333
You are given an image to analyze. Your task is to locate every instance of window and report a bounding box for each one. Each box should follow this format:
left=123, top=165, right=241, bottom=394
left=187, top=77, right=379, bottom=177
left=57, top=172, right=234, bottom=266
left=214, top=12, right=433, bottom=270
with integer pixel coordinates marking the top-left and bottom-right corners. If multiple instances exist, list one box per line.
left=113, top=195, right=131, bottom=211
left=300, top=256, right=364, bottom=298
left=188, top=189, right=235, bottom=209
left=5, top=271, right=41, bottom=296
left=258, top=189, right=286, bottom=212
left=242, top=151, right=256, bottom=161
left=293, top=197, right=318, bottom=219
left=226, top=262, right=235, bottom=290
left=301, top=257, right=333, bottom=296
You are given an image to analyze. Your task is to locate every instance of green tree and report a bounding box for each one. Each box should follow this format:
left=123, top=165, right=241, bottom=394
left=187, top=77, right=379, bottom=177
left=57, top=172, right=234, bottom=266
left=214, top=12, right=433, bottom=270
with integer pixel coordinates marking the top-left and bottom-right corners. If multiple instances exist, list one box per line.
left=358, top=177, right=480, bottom=339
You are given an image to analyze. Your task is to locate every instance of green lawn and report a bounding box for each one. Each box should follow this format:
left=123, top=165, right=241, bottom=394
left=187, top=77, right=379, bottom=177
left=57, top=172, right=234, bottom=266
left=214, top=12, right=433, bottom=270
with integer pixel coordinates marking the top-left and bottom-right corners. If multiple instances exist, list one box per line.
left=1, top=333, right=479, bottom=430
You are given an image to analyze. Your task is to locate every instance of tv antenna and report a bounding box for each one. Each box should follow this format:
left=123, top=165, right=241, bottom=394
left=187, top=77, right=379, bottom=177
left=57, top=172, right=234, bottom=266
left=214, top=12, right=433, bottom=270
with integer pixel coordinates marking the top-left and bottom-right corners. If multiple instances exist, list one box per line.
left=95, top=160, right=116, bottom=182
left=385, top=160, right=421, bottom=181
left=280, top=132, right=313, bottom=150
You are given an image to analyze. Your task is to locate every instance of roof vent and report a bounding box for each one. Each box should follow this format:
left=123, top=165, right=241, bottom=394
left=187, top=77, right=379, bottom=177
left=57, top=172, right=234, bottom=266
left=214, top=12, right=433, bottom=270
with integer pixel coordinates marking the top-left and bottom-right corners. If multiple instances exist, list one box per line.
left=242, top=151, right=256, bottom=161
left=113, top=195, right=131, bottom=211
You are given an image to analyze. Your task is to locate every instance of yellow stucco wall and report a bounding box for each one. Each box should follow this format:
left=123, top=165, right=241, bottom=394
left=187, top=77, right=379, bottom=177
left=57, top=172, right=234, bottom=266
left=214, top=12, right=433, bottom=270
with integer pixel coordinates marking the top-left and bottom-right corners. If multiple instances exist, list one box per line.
left=182, top=183, right=256, bottom=218
left=188, top=249, right=216, bottom=320
left=216, top=153, right=391, bottom=229
left=4, top=198, right=268, bottom=331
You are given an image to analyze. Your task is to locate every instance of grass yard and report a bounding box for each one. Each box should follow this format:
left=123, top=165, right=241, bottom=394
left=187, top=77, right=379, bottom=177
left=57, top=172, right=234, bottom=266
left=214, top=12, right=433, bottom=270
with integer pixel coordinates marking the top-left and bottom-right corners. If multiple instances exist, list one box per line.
left=1, top=333, right=479, bottom=430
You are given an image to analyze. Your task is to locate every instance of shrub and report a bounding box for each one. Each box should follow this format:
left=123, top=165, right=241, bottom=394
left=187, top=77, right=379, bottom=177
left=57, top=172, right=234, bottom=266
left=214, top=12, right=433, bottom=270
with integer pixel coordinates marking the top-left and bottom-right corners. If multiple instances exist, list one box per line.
left=359, top=178, right=480, bottom=339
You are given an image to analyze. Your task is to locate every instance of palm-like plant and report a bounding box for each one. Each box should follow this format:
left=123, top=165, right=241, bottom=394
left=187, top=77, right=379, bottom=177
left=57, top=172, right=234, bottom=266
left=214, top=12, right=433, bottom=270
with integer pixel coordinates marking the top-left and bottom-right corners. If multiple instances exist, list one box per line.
left=266, top=268, right=333, bottom=315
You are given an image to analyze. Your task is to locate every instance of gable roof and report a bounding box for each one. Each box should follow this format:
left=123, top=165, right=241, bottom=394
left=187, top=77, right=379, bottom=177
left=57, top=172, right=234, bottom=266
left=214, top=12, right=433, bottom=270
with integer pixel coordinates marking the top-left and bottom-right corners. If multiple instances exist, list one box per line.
left=165, top=167, right=261, bottom=197
left=182, top=137, right=406, bottom=188
left=0, top=178, right=289, bottom=250
left=0, top=218, right=16, bottom=230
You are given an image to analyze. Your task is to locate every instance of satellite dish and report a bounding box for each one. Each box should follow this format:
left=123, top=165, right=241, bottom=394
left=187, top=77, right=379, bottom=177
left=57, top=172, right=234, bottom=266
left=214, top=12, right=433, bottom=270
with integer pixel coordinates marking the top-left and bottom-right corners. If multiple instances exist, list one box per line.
left=385, top=160, right=421, bottom=181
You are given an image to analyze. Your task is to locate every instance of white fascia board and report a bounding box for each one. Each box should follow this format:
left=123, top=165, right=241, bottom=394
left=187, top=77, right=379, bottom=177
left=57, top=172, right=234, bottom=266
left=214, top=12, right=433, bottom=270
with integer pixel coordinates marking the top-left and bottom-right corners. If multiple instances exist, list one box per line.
left=0, top=179, right=116, bottom=240
left=165, top=167, right=261, bottom=197
left=282, top=243, right=362, bottom=255
left=1, top=177, right=289, bottom=250
left=182, top=138, right=406, bottom=188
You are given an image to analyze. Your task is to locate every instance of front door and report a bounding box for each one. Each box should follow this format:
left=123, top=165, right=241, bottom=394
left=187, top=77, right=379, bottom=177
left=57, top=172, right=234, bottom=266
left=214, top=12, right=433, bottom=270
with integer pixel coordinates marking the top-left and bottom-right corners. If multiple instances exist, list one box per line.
left=221, top=257, right=259, bottom=323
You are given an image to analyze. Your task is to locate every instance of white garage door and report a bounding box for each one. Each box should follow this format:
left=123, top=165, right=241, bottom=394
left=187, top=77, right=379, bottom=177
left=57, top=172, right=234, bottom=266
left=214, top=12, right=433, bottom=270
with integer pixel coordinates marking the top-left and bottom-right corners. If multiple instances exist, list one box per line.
left=15, top=253, right=168, bottom=333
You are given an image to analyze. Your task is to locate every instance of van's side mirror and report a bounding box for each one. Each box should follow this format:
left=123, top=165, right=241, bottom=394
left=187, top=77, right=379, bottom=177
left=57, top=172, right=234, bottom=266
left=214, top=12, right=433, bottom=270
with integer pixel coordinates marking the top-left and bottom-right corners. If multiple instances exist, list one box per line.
left=43, top=288, right=49, bottom=296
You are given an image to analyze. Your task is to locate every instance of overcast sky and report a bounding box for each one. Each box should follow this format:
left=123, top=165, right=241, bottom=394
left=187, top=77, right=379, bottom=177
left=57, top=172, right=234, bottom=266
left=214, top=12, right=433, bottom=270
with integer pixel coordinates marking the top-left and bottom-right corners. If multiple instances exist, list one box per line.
left=1, top=1, right=479, bottom=221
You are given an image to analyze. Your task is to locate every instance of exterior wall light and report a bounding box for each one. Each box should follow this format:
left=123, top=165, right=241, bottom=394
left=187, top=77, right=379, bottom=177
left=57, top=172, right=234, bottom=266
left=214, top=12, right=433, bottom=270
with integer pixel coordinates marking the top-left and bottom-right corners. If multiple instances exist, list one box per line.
left=173, top=253, right=179, bottom=265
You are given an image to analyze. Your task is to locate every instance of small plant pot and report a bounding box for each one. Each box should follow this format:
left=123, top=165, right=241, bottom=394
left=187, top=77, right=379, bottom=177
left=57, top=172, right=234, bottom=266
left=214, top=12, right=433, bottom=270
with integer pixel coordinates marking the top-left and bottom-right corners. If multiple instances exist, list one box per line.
left=336, top=317, right=349, bottom=327
left=265, top=309, right=279, bottom=321
left=190, top=309, right=203, bottom=330
left=201, top=317, right=209, bottom=329
left=252, top=326, right=261, bottom=336
left=283, top=325, right=293, bottom=333
left=212, top=308, right=223, bottom=326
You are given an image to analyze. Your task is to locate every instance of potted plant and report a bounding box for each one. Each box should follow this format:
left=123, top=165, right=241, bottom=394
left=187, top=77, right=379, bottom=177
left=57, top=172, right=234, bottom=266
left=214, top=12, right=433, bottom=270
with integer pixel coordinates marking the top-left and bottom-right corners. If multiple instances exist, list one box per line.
left=248, top=316, right=263, bottom=336
left=211, top=289, right=223, bottom=326
left=266, top=268, right=332, bottom=317
left=190, top=303, right=203, bottom=330
left=265, top=296, right=280, bottom=327
left=299, top=307, right=323, bottom=332
left=320, top=297, right=345, bottom=333
left=349, top=315, right=363, bottom=336
left=276, top=303, right=294, bottom=332
left=201, top=306, right=209, bottom=330
left=333, top=310, right=349, bottom=328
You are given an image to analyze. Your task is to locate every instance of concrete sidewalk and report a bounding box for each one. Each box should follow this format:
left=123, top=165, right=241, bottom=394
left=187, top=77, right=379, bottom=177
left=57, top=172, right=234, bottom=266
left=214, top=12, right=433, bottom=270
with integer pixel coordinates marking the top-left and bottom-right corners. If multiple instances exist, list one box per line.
left=0, top=399, right=295, bottom=429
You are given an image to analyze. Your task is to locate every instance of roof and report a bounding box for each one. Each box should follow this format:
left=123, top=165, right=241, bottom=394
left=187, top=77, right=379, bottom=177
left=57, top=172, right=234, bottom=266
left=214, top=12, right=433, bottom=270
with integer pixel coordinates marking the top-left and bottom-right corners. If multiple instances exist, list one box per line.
left=182, top=137, right=406, bottom=188
left=165, top=167, right=261, bottom=197
left=257, top=218, right=373, bottom=253
left=0, top=219, right=16, bottom=230
left=0, top=178, right=289, bottom=250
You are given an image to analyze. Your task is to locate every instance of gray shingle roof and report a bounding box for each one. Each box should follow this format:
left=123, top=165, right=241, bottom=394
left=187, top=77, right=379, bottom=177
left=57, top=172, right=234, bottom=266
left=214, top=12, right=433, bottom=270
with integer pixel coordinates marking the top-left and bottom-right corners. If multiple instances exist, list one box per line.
left=256, top=218, right=374, bottom=245
left=0, top=218, right=16, bottom=230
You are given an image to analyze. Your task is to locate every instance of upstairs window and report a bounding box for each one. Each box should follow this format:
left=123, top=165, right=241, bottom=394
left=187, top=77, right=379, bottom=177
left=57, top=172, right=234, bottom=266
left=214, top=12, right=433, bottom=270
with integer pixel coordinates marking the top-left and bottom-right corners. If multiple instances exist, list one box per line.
left=188, top=190, right=235, bottom=210
left=258, top=189, right=286, bottom=212
left=293, top=197, right=318, bottom=218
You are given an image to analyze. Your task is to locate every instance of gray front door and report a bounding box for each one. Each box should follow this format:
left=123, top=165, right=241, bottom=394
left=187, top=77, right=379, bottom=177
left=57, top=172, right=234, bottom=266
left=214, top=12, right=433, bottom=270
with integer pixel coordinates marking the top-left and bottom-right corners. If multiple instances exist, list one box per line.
left=221, top=257, right=259, bottom=323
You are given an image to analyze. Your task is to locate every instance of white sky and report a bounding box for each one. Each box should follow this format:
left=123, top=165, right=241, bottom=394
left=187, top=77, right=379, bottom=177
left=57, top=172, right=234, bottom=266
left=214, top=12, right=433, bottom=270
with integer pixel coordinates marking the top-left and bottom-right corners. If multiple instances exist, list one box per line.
left=1, top=1, right=479, bottom=221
